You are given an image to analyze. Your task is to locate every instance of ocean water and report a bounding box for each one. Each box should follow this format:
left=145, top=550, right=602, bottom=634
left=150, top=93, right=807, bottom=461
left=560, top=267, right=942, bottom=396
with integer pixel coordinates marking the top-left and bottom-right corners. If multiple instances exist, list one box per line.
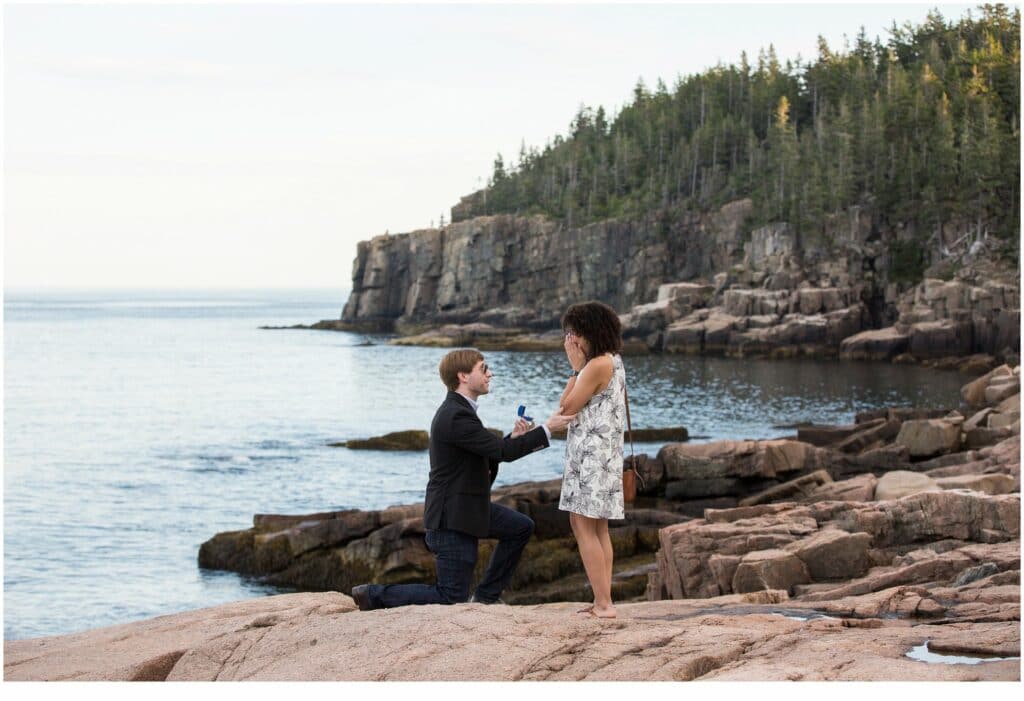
left=3, top=288, right=969, bottom=640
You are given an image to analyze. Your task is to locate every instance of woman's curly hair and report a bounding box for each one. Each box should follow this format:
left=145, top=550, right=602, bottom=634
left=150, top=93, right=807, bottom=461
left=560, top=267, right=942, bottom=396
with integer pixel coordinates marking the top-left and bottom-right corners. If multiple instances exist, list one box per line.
left=561, top=300, right=623, bottom=360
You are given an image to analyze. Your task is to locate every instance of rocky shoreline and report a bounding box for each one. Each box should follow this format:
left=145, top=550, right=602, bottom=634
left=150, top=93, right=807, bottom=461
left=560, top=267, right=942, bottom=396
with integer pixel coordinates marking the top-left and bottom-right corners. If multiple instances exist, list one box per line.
left=5, top=366, right=1019, bottom=681
left=196, top=365, right=1020, bottom=609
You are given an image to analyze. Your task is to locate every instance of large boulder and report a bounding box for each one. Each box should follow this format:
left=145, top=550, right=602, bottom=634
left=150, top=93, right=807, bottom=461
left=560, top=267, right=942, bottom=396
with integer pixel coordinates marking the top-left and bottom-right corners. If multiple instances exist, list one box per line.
left=722, top=289, right=755, bottom=316
left=963, top=408, right=995, bottom=432
left=959, top=353, right=999, bottom=375
left=835, top=419, right=901, bottom=454
left=621, top=299, right=674, bottom=339
left=703, top=313, right=741, bottom=353
left=802, top=473, right=878, bottom=503
left=907, top=320, right=973, bottom=359
left=656, top=492, right=1019, bottom=600
left=794, top=287, right=849, bottom=315
left=839, top=327, right=910, bottom=361
left=663, top=312, right=710, bottom=354
left=894, top=419, right=961, bottom=458
left=765, top=314, right=829, bottom=350
left=656, top=509, right=818, bottom=599
left=964, top=424, right=1017, bottom=449
left=962, top=365, right=1013, bottom=408
left=657, top=439, right=829, bottom=482
left=875, top=471, right=941, bottom=501
left=786, top=528, right=872, bottom=580
left=732, top=549, right=811, bottom=594
left=657, top=281, right=714, bottom=306
left=823, top=304, right=869, bottom=346
left=984, top=377, right=1020, bottom=405
left=988, top=413, right=1020, bottom=430
left=831, top=445, right=910, bottom=477
left=996, top=391, right=1020, bottom=415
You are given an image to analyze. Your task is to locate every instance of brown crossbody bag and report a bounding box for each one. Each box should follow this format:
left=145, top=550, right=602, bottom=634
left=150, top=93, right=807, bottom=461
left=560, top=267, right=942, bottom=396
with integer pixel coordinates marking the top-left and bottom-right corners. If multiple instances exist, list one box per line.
left=622, top=380, right=645, bottom=503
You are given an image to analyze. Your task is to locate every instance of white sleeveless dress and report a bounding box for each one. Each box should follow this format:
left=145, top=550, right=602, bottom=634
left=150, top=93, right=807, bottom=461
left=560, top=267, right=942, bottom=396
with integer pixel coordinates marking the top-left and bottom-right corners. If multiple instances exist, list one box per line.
left=558, top=354, right=626, bottom=520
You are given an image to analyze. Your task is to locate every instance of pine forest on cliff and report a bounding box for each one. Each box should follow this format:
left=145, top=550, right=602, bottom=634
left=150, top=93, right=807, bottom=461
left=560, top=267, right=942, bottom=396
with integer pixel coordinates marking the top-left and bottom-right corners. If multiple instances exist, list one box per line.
left=454, top=5, right=1019, bottom=283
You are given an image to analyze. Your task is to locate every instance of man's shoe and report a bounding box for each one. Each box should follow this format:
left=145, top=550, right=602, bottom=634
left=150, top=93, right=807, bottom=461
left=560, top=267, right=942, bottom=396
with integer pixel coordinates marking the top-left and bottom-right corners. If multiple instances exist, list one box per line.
left=350, top=584, right=375, bottom=611
left=470, top=594, right=505, bottom=605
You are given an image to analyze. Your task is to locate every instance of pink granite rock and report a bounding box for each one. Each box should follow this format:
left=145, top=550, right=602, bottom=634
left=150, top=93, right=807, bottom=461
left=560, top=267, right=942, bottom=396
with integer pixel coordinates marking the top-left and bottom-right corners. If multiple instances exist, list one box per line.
left=4, top=591, right=1017, bottom=681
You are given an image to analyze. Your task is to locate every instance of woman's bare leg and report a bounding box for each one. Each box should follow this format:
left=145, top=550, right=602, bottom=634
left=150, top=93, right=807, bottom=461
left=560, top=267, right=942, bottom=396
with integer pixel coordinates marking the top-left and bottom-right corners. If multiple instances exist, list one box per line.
left=568, top=513, right=593, bottom=613
left=570, top=513, right=616, bottom=618
left=595, top=518, right=613, bottom=594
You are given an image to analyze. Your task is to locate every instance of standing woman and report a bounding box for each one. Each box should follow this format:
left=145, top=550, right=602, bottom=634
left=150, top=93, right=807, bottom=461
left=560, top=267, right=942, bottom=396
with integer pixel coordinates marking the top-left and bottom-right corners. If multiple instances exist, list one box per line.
left=557, top=300, right=626, bottom=619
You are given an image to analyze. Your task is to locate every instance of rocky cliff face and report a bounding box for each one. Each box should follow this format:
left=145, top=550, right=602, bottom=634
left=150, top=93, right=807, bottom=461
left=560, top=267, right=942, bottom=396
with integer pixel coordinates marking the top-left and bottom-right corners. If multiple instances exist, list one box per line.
left=341, top=201, right=754, bottom=331
left=338, top=200, right=1019, bottom=360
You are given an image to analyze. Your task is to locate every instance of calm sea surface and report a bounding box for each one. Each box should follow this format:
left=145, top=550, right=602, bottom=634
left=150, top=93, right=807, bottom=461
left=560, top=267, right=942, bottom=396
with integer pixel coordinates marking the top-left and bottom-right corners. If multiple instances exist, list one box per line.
left=3, top=289, right=968, bottom=639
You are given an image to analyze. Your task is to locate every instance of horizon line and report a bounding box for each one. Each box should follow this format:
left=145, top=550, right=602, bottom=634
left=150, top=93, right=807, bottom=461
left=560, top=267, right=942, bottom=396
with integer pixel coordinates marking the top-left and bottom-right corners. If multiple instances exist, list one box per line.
left=3, top=285, right=352, bottom=293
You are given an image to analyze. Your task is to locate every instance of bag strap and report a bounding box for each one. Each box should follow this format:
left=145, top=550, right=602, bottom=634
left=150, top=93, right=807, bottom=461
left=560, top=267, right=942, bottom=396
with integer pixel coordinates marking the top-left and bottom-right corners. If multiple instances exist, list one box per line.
left=622, top=371, right=645, bottom=490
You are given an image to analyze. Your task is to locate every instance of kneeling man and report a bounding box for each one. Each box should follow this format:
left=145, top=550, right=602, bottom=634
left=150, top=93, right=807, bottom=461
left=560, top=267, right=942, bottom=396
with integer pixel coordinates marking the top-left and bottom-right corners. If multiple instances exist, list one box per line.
left=351, top=348, right=574, bottom=609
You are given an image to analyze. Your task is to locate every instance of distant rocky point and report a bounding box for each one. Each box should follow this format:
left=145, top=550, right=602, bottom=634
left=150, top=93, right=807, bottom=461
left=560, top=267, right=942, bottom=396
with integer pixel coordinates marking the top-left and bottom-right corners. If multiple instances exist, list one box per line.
left=329, top=430, right=430, bottom=451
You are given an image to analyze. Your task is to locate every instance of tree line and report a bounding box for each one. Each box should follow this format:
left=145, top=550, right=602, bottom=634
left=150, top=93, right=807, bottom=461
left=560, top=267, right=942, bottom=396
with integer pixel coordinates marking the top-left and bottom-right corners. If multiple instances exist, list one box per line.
left=456, top=5, right=1019, bottom=260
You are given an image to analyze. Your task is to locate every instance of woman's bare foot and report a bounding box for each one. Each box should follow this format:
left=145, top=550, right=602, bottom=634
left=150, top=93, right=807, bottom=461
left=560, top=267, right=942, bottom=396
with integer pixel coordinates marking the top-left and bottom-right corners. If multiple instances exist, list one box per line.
left=591, top=605, right=617, bottom=619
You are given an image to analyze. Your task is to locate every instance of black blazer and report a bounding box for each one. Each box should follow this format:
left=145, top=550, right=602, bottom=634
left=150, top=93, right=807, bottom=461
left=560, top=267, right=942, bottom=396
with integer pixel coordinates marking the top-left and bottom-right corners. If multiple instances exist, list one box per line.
left=423, top=392, right=549, bottom=538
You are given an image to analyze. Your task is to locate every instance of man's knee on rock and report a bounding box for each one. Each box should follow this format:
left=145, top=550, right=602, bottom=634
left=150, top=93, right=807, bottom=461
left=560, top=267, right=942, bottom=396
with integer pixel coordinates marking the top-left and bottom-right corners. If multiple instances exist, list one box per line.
left=521, top=516, right=535, bottom=538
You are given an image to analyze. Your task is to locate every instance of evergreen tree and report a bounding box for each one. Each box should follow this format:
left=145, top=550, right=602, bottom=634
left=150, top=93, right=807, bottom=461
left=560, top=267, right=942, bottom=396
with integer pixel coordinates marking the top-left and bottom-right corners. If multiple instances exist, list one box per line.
left=451, top=5, right=1020, bottom=261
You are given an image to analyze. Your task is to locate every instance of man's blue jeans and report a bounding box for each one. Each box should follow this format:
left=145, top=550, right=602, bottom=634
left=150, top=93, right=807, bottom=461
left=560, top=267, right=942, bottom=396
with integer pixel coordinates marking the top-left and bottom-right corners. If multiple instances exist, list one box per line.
left=365, top=503, right=534, bottom=608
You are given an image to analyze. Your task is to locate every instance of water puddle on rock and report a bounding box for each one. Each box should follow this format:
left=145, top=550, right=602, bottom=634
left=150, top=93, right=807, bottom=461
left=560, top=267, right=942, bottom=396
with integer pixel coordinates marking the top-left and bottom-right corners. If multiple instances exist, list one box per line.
left=771, top=612, right=837, bottom=622
left=906, top=641, right=1020, bottom=665
left=631, top=606, right=835, bottom=623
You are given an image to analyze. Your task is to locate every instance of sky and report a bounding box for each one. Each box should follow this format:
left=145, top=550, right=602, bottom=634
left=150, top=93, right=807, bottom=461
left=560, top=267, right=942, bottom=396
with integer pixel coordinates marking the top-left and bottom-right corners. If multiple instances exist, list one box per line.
left=3, top=0, right=982, bottom=290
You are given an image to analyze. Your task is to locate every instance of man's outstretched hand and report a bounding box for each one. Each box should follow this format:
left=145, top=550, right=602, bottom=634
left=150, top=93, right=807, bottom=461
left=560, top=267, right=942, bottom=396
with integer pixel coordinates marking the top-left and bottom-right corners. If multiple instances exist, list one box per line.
left=544, top=408, right=577, bottom=433
left=510, top=417, right=533, bottom=438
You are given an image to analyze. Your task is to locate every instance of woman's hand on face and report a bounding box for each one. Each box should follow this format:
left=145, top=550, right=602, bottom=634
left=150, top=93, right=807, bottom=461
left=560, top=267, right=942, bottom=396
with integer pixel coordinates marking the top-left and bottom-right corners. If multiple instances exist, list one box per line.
left=564, top=334, right=586, bottom=372
left=562, top=334, right=574, bottom=359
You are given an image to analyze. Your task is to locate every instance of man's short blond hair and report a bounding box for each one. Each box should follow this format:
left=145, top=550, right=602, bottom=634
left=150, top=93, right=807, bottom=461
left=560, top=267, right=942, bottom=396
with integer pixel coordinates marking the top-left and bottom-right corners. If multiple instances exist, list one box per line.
left=439, top=348, right=484, bottom=391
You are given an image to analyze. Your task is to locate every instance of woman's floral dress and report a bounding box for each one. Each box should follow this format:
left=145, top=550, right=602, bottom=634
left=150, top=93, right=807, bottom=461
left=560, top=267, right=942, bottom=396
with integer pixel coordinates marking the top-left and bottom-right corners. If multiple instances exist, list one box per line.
left=559, top=354, right=625, bottom=519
